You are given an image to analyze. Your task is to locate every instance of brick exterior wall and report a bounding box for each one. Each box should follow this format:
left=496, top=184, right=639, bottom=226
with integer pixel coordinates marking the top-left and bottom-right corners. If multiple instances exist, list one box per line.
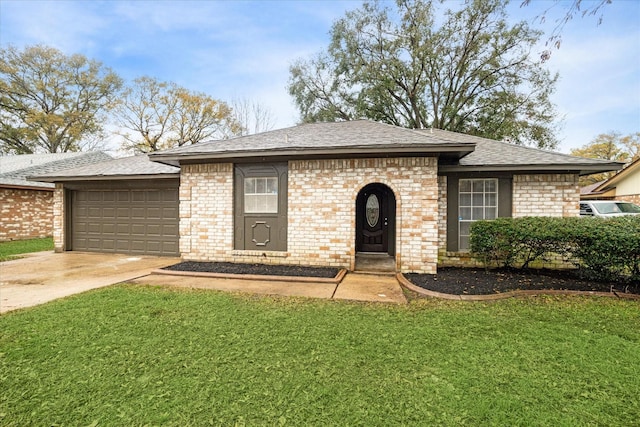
left=289, top=157, right=439, bottom=273
left=52, top=184, right=65, bottom=252
left=179, top=163, right=234, bottom=261
left=617, top=194, right=640, bottom=204
left=0, top=187, right=53, bottom=241
left=48, top=165, right=581, bottom=272
left=179, top=157, right=440, bottom=274
left=512, top=174, right=579, bottom=217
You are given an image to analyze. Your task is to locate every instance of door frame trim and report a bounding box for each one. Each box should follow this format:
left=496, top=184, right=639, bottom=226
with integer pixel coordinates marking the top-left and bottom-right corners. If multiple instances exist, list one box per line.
left=355, top=182, right=397, bottom=256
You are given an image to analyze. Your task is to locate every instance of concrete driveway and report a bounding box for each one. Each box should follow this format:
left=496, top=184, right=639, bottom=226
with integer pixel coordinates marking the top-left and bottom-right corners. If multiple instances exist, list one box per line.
left=0, top=251, right=180, bottom=313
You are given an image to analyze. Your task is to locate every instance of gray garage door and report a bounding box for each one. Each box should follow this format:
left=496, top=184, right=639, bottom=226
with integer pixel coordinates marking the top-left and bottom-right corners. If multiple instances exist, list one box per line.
left=71, top=188, right=179, bottom=256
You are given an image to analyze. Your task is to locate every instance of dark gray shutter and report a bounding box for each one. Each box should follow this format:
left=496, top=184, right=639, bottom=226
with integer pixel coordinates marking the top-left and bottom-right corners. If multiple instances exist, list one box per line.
left=234, top=163, right=288, bottom=251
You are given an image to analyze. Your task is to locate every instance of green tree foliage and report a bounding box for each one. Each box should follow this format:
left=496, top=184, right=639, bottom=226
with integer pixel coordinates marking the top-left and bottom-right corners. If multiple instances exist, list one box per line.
left=288, top=0, right=560, bottom=149
left=115, top=76, right=241, bottom=153
left=570, top=131, right=639, bottom=185
left=0, top=45, right=122, bottom=154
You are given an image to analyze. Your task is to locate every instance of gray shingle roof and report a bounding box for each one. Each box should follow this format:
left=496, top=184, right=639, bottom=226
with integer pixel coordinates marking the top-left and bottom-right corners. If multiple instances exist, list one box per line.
left=0, top=152, right=113, bottom=189
left=420, top=129, right=622, bottom=171
left=150, top=120, right=621, bottom=175
left=31, top=154, right=180, bottom=182
left=23, top=122, right=621, bottom=182
left=150, top=120, right=475, bottom=162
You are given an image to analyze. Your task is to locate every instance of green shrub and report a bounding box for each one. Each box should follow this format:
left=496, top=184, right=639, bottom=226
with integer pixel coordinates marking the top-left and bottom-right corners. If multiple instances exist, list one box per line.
left=470, top=216, right=640, bottom=283
left=570, top=216, right=640, bottom=282
left=470, top=217, right=574, bottom=269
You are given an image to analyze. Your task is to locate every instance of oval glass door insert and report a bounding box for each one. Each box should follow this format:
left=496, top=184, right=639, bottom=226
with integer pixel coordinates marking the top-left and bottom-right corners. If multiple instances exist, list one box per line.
left=366, top=194, right=380, bottom=227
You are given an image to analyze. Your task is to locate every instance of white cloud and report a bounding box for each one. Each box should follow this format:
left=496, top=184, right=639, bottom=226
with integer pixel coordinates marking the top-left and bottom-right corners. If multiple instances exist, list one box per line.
left=2, top=0, right=638, bottom=152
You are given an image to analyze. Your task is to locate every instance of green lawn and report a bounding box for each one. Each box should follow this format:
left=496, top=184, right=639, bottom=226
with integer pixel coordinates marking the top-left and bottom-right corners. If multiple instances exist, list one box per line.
left=0, top=237, right=53, bottom=261
left=1, top=286, right=638, bottom=426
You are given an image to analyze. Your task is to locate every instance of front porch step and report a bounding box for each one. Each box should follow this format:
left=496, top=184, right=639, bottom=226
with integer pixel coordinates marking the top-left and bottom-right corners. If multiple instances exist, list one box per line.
left=354, top=253, right=396, bottom=273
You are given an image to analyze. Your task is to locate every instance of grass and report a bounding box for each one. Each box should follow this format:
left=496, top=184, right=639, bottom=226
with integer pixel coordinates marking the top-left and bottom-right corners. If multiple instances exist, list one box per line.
left=0, top=237, right=53, bottom=261
left=1, top=286, right=639, bottom=426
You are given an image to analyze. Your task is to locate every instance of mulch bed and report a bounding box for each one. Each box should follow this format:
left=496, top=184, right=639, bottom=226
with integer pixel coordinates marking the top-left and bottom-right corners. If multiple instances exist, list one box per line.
left=163, top=262, right=639, bottom=296
left=406, top=268, right=640, bottom=296
left=162, top=261, right=339, bottom=279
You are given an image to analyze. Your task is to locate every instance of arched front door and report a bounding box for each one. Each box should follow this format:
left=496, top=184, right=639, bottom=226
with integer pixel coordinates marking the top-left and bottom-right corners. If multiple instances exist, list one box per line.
left=356, top=183, right=396, bottom=254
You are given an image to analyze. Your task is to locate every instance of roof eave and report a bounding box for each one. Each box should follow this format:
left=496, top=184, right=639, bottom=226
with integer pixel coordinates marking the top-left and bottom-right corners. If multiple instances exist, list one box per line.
left=439, top=163, right=623, bottom=175
left=0, top=183, right=54, bottom=191
left=28, top=173, right=180, bottom=183
left=149, top=144, right=476, bottom=163
left=594, top=159, right=639, bottom=190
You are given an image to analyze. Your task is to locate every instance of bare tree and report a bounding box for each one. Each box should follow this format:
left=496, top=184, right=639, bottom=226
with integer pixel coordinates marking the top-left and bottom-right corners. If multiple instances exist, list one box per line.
left=115, top=76, right=241, bottom=153
left=521, top=0, right=611, bottom=61
left=231, top=98, right=276, bottom=136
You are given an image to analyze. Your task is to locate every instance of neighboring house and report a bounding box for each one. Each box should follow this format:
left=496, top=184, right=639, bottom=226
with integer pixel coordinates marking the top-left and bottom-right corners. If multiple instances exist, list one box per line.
left=580, top=157, right=640, bottom=204
left=0, top=151, right=112, bottom=241
left=33, top=121, right=621, bottom=274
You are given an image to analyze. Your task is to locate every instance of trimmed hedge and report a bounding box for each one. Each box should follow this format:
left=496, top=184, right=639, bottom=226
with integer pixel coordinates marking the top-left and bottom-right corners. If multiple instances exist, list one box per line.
left=470, top=216, right=640, bottom=283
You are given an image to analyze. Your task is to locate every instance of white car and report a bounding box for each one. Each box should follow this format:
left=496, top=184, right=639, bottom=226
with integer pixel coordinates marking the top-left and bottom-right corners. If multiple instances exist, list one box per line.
left=580, top=200, right=640, bottom=217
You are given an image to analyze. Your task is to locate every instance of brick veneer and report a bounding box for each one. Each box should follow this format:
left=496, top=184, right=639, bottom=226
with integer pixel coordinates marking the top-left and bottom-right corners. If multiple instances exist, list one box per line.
left=48, top=166, right=581, bottom=272
left=179, top=163, right=234, bottom=260
left=512, top=174, right=579, bottom=217
left=0, top=187, right=53, bottom=241
left=52, top=184, right=65, bottom=252
left=179, top=157, right=440, bottom=274
left=617, top=194, right=640, bottom=204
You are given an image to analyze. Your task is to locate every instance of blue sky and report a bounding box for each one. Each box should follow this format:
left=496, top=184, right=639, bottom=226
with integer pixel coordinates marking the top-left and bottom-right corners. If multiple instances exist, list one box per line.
left=1, top=0, right=638, bottom=153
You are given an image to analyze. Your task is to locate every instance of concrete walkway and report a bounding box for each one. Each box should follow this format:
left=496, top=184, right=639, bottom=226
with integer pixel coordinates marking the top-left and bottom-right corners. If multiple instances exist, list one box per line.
left=132, top=272, right=407, bottom=304
left=0, top=252, right=180, bottom=313
left=333, top=273, right=407, bottom=303
left=0, top=252, right=406, bottom=313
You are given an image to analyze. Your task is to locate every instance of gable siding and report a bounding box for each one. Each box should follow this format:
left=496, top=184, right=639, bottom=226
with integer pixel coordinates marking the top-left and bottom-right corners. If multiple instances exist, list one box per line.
left=615, top=169, right=640, bottom=204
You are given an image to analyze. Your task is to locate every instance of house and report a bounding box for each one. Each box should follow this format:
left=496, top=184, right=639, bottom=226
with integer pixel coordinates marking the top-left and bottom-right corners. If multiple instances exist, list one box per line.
left=580, top=157, right=640, bottom=204
left=0, top=151, right=112, bottom=241
left=32, top=121, right=621, bottom=274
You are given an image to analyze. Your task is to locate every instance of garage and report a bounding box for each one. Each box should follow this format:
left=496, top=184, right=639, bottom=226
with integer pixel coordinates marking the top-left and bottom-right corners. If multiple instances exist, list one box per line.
left=28, top=154, right=182, bottom=256
left=69, top=185, right=179, bottom=256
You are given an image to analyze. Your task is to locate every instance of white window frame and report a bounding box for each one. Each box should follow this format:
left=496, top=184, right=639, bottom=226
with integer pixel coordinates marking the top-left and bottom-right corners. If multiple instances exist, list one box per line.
left=458, top=178, right=498, bottom=251
left=244, top=177, right=278, bottom=214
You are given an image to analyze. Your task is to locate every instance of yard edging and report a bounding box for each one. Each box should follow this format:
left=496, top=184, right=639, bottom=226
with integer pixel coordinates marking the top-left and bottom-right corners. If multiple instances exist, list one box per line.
left=150, top=267, right=348, bottom=284
left=396, top=273, right=640, bottom=301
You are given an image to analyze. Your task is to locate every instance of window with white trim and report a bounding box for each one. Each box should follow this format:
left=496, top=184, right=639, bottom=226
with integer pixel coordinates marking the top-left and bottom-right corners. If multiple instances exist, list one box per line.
left=458, top=178, right=498, bottom=251
left=244, top=177, right=278, bottom=213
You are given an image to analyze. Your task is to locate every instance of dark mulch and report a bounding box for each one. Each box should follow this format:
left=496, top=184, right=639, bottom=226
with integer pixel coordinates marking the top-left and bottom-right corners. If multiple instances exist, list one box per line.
left=162, top=261, right=339, bottom=279
left=163, top=261, right=639, bottom=296
left=406, top=268, right=640, bottom=296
